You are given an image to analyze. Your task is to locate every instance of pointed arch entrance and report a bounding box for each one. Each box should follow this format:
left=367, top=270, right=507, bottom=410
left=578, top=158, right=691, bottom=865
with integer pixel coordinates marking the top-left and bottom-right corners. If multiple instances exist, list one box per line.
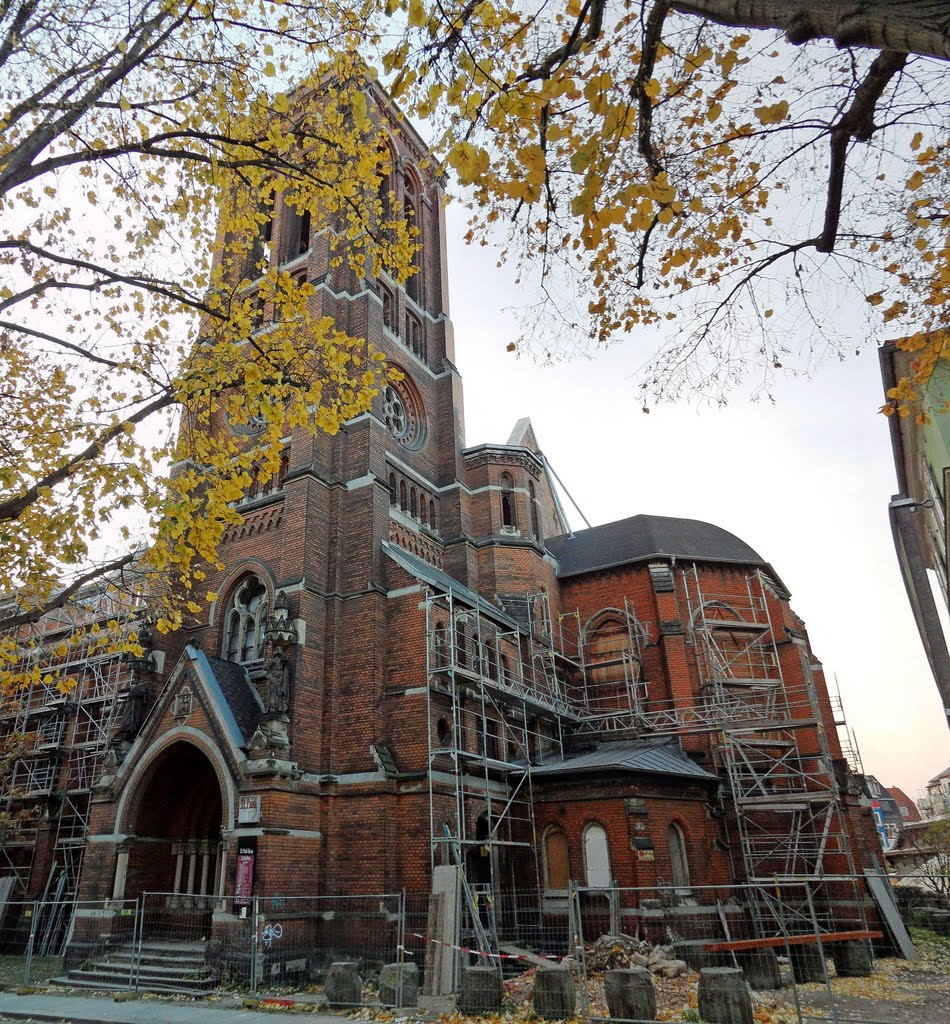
left=119, top=739, right=230, bottom=904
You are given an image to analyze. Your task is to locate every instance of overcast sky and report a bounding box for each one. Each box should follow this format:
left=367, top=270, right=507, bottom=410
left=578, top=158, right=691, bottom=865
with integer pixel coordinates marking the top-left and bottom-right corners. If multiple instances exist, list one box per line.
left=441, top=204, right=950, bottom=805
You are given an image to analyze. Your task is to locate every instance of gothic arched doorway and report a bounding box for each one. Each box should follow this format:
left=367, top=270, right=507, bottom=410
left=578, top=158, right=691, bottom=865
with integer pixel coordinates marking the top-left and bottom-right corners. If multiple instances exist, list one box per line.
left=122, top=741, right=227, bottom=916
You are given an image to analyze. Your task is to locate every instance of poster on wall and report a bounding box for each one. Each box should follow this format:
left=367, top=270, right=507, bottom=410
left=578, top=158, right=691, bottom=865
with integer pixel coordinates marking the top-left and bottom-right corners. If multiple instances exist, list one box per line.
left=234, top=838, right=257, bottom=914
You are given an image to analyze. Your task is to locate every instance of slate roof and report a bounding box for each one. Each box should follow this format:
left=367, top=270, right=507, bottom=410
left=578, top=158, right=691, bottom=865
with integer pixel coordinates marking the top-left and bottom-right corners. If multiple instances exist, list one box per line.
left=531, top=738, right=720, bottom=783
left=546, top=514, right=769, bottom=579
left=383, top=541, right=520, bottom=629
left=203, top=654, right=265, bottom=743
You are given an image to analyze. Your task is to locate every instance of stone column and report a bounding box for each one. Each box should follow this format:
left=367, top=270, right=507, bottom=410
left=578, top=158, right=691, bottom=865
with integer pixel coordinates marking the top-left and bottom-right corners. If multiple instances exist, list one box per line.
left=186, top=842, right=198, bottom=894
left=200, top=843, right=211, bottom=895
left=216, top=843, right=228, bottom=899
left=172, top=842, right=185, bottom=894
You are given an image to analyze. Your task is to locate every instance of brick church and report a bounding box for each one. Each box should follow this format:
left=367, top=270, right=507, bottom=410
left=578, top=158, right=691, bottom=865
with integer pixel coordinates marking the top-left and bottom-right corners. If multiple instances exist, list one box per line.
left=58, top=81, right=883, bottom=929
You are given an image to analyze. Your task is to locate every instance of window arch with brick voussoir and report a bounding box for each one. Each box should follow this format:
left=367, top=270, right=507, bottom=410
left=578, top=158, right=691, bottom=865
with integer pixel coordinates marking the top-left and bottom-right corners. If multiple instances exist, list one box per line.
left=222, top=573, right=269, bottom=664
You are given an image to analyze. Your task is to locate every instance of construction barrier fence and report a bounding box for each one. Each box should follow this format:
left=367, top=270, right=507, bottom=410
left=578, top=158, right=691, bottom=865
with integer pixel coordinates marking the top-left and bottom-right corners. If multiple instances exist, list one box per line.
left=0, top=873, right=940, bottom=1023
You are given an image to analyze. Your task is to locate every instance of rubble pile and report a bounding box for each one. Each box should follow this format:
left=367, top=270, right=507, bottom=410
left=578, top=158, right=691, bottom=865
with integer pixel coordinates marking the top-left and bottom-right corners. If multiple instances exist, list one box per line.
left=584, top=934, right=689, bottom=979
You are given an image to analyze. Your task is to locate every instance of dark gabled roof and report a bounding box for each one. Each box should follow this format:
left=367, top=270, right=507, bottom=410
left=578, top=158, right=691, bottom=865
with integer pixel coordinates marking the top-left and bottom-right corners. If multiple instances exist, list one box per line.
left=531, top=738, right=720, bottom=783
left=204, top=654, right=265, bottom=743
left=546, top=514, right=770, bottom=579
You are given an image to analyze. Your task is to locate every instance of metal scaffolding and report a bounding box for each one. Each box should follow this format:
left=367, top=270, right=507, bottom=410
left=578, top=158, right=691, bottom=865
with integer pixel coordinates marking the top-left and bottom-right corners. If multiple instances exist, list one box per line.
left=0, top=586, right=140, bottom=898
left=423, top=591, right=646, bottom=889
left=682, top=566, right=860, bottom=884
left=829, top=675, right=864, bottom=775
left=422, top=562, right=870, bottom=948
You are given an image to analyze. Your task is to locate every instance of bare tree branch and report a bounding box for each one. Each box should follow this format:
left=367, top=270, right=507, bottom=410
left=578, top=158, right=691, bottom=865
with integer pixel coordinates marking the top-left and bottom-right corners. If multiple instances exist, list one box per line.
left=0, top=391, right=175, bottom=523
left=0, top=551, right=139, bottom=631
left=819, top=49, right=908, bottom=252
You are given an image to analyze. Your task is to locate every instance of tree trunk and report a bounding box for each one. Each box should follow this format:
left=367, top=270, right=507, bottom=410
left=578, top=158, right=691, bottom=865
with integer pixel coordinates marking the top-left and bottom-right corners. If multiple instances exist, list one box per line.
left=673, top=1, right=950, bottom=61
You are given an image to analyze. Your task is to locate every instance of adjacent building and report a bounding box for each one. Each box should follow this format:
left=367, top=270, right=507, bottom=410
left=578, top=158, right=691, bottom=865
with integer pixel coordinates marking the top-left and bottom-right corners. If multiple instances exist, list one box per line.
left=880, top=342, right=950, bottom=727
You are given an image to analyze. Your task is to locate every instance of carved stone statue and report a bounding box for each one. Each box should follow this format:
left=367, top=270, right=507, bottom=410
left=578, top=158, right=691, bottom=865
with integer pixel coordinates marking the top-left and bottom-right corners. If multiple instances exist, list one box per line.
left=264, top=647, right=291, bottom=715
left=114, top=679, right=153, bottom=742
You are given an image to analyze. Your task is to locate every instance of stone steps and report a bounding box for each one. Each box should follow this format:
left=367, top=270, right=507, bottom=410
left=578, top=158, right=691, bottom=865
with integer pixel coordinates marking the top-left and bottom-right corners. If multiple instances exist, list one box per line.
left=51, top=939, right=218, bottom=996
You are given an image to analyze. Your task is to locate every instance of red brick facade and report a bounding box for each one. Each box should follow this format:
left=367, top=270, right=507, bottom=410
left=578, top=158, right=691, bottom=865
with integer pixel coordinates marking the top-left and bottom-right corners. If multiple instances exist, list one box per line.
left=72, top=84, right=880, bottom=930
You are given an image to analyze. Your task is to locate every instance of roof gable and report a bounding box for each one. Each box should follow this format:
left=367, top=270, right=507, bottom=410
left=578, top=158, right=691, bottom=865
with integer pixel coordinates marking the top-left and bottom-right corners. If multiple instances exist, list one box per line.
left=507, top=417, right=541, bottom=452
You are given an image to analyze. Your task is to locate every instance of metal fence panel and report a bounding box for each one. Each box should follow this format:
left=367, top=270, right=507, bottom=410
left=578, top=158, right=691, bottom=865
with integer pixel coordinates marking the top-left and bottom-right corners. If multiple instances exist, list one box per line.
left=254, top=893, right=402, bottom=1000
left=137, top=892, right=252, bottom=993
left=0, top=871, right=939, bottom=1016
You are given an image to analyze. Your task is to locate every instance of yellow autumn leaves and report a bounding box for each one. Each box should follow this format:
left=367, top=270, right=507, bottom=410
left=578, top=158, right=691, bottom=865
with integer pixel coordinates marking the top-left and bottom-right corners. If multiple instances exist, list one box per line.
left=0, top=5, right=416, bottom=653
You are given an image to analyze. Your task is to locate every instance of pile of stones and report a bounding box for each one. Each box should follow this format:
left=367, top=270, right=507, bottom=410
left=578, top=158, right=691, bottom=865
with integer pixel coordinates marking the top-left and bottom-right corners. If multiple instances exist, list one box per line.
left=584, top=934, right=689, bottom=979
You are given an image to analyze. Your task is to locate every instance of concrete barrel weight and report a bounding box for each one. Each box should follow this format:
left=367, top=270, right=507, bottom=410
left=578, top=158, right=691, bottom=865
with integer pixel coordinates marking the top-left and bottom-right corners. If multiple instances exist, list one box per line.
left=789, top=945, right=825, bottom=984
left=604, top=967, right=657, bottom=1021
left=532, top=967, right=576, bottom=1020
left=735, top=948, right=782, bottom=990
left=458, top=965, right=503, bottom=1014
left=325, top=961, right=363, bottom=1007
left=832, top=940, right=873, bottom=978
left=379, top=962, right=420, bottom=1006
left=697, top=967, right=753, bottom=1024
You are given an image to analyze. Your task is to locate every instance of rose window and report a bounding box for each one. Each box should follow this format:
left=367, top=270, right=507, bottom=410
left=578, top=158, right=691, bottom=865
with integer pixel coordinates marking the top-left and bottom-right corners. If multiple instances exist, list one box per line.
left=382, top=375, right=425, bottom=448
left=384, top=386, right=410, bottom=439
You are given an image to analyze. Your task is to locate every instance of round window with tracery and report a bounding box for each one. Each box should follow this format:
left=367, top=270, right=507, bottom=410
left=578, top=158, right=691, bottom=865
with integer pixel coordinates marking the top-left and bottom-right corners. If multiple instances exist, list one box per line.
left=383, top=376, right=425, bottom=448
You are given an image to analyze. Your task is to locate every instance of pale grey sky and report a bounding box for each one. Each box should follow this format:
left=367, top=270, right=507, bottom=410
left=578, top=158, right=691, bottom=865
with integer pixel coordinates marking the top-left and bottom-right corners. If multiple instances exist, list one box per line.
left=443, top=205, right=950, bottom=804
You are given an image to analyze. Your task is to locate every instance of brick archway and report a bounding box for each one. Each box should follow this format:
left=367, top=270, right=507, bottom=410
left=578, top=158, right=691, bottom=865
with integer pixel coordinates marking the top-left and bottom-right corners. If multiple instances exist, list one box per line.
left=115, top=735, right=233, bottom=901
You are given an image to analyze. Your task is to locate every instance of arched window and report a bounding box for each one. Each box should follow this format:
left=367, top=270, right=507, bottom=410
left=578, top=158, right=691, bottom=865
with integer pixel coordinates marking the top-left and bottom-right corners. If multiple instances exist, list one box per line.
left=529, top=480, right=541, bottom=541
left=500, top=473, right=517, bottom=530
left=668, top=823, right=691, bottom=890
left=484, top=717, right=499, bottom=759
left=247, top=467, right=261, bottom=502
left=420, top=492, right=428, bottom=525
left=389, top=472, right=398, bottom=505
left=433, top=620, right=447, bottom=667
left=406, top=312, right=423, bottom=357
left=223, top=575, right=268, bottom=664
left=404, top=193, right=422, bottom=304
left=585, top=617, right=629, bottom=687
left=485, top=642, right=498, bottom=681
left=473, top=638, right=485, bottom=676
left=410, top=487, right=418, bottom=519
left=583, top=823, right=612, bottom=888
left=377, top=146, right=394, bottom=238
left=429, top=500, right=436, bottom=529
left=544, top=827, right=571, bottom=891
left=271, top=451, right=289, bottom=492
left=381, top=283, right=396, bottom=333
left=282, top=201, right=311, bottom=262
left=400, top=480, right=407, bottom=512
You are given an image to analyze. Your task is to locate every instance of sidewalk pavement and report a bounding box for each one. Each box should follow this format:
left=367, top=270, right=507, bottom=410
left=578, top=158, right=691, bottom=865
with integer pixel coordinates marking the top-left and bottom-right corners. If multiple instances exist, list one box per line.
left=0, top=991, right=356, bottom=1024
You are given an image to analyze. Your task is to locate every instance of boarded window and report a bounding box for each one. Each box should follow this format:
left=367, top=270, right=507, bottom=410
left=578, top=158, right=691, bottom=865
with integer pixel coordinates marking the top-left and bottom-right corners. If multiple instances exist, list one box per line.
left=669, top=823, right=691, bottom=889
left=544, top=828, right=570, bottom=891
